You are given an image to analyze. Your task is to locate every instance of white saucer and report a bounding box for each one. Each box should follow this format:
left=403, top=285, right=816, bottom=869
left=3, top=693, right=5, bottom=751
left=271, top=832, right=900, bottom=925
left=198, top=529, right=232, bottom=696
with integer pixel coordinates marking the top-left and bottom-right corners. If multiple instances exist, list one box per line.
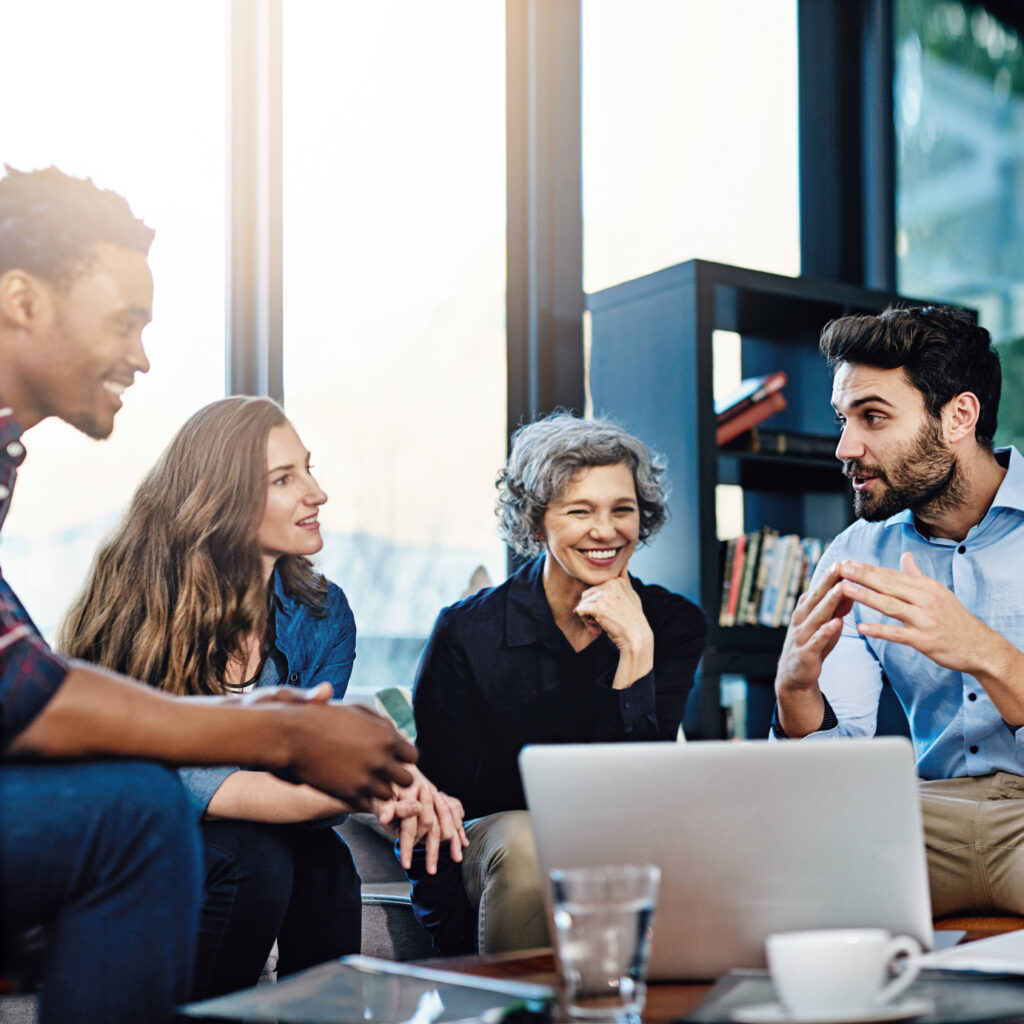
left=730, top=997, right=933, bottom=1024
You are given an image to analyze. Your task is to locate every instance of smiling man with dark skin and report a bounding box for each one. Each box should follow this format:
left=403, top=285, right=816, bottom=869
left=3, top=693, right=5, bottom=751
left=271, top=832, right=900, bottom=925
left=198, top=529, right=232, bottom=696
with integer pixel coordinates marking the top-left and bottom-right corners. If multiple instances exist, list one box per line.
left=0, top=166, right=460, bottom=1024
left=773, top=304, right=1024, bottom=918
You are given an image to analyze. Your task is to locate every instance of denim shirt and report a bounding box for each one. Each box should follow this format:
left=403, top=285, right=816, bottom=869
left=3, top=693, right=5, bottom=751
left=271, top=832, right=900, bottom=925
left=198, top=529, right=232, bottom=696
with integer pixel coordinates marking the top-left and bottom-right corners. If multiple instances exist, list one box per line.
left=178, top=568, right=356, bottom=818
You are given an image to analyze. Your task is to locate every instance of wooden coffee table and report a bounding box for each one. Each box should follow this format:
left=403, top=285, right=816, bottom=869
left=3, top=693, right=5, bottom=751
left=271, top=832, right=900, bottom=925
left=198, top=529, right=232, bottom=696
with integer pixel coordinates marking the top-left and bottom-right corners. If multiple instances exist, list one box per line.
left=416, top=947, right=713, bottom=1023
left=416, top=928, right=1012, bottom=1024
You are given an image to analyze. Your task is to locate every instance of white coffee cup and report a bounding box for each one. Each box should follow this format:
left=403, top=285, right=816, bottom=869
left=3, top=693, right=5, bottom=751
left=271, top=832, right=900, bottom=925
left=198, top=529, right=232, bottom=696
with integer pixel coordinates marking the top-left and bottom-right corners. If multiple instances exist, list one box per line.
left=766, top=928, right=921, bottom=1016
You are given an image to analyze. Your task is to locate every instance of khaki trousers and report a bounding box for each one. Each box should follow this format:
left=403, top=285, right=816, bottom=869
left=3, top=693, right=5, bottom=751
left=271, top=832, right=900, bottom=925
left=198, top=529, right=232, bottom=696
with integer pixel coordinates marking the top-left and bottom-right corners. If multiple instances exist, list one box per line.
left=460, top=810, right=548, bottom=954
left=920, top=773, right=1024, bottom=917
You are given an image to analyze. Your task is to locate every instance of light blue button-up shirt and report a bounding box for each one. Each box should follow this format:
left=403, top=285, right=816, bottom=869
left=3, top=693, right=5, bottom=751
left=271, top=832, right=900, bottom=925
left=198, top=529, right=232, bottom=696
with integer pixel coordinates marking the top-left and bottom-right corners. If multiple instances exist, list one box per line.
left=806, top=446, right=1024, bottom=781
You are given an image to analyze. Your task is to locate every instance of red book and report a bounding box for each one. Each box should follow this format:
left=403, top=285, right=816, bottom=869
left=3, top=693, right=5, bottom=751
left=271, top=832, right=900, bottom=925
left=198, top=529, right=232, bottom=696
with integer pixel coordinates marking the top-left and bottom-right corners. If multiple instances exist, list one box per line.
left=716, top=391, right=787, bottom=446
left=715, top=371, right=787, bottom=424
left=723, top=532, right=747, bottom=627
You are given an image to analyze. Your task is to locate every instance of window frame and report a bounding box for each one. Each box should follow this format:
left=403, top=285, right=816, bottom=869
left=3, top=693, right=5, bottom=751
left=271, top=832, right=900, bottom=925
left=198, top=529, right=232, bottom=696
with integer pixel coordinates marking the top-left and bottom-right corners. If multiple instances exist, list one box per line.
left=228, top=0, right=1024, bottom=429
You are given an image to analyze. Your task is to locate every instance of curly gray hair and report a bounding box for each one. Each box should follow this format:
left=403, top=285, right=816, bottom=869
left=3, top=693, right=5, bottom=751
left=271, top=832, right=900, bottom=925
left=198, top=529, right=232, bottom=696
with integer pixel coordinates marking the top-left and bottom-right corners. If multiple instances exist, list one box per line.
left=496, top=413, right=669, bottom=558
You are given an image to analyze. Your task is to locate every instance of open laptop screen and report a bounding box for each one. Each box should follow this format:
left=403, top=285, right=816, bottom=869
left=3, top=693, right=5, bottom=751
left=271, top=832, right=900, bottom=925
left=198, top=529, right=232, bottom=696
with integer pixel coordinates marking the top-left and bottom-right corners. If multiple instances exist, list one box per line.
left=520, top=737, right=933, bottom=980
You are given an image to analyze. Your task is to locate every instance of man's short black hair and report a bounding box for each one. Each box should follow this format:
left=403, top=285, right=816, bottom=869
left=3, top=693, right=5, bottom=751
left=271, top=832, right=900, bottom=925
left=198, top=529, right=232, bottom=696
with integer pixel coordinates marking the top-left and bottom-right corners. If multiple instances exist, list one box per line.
left=0, top=165, right=154, bottom=288
left=819, top=304, right=1001, bottom=449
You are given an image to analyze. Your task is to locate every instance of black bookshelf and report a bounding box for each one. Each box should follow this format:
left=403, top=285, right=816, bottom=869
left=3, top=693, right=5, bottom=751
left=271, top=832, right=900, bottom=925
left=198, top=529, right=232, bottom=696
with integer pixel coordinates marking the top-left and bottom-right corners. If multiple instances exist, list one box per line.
left=587, top=259, right=933, bottom=738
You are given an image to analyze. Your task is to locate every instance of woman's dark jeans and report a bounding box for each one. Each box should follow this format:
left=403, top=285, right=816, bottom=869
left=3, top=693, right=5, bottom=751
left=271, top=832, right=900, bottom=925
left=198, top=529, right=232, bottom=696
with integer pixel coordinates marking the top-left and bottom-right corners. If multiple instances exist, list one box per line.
left=192, top=820, right=361, bottom=1000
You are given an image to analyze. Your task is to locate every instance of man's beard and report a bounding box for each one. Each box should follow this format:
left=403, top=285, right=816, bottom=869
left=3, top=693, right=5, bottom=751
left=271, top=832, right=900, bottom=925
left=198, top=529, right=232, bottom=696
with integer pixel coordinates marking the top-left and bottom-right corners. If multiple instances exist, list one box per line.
left=65, top=411, right=114, bottom=441
left=844, top=418, right=965, bottom=522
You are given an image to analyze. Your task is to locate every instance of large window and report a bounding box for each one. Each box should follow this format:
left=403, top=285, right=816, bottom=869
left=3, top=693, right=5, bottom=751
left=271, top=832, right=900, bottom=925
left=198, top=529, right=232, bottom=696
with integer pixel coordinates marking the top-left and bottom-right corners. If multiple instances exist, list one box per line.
left=282, top=2, right=507, bottom=694
left=895, top=0, right=1024, bottom=447
left=9, top=1, right=1017, bottom=682
left=581, top=0, right=800, bottom=294
left=0, top=0, right=226, bottom=638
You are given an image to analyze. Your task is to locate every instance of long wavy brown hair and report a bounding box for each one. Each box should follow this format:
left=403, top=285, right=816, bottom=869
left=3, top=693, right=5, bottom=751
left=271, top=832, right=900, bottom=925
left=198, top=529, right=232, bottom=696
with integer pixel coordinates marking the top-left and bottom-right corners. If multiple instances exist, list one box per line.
left=57, top=396, right=328, bottom=695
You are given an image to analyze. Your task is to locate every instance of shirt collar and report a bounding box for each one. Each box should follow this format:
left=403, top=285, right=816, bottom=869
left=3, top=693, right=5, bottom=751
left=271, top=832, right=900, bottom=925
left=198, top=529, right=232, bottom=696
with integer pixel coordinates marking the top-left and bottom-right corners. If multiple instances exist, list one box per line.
left=0, top=398, right=27, bottom=467
left=0, top=397, right=26, bottom=533
left=987, top=446, right=1024, bottom=514
left=882, top=445, right=1023, bottom=532
left=504, top=555, right=564, bottom=648
left=271, top=565, right=292, bottom=611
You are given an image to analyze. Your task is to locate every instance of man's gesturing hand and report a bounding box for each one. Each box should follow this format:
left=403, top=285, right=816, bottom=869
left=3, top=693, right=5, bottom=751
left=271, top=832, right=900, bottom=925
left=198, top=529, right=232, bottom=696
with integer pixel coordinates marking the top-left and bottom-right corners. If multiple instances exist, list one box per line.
left=836, top=553, right=1024, bottom=727
left=776, top=562, right=852, bottom=693
left=774, top=562, right=853, bottom=736
left=838, top=553, right=1004, bottom=675
left=277, top=700, right=417, bottom=810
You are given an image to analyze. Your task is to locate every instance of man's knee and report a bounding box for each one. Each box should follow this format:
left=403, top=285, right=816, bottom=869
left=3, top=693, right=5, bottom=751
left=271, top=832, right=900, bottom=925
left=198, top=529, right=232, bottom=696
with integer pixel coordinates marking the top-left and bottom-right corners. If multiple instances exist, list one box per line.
left=96, top=764, right=198, bottom=875
left=95, top=762, right=193, bottom=832
left=3, top=761, right=202, bottom=1022
left=469, top=811, right=542, bottom=900
left=2, top=760, right=202, bottom=939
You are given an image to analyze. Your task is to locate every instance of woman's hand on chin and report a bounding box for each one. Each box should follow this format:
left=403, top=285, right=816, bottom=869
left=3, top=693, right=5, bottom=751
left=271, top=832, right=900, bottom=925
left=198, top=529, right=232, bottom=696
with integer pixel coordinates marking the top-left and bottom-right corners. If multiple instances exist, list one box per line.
left=574, top=566, right=653, bottom=652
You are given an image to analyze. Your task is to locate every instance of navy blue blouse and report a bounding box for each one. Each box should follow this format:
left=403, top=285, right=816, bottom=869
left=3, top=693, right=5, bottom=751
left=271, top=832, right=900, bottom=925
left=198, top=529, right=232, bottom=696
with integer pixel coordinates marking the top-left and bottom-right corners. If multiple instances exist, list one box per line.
left=413, top=555, right=707, bottom=821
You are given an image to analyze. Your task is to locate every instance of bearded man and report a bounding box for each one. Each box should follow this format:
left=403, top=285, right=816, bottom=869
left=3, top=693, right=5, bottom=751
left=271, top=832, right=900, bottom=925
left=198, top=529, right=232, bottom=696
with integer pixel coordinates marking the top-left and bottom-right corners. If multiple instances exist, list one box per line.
left=772, top=304, right=1024, bottom=917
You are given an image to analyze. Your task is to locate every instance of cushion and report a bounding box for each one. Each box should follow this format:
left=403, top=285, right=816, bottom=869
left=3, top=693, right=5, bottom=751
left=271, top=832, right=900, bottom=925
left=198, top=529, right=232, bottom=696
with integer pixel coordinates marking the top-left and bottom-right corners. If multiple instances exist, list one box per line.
left=374, top=687, right=415, bottom=742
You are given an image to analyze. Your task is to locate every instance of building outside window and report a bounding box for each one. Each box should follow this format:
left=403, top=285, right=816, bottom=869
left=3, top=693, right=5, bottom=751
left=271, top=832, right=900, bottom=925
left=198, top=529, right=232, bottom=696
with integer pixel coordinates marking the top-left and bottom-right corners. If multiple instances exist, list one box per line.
left=281, top=1, right=507, bottom=695
left=895, top=0, right=1024, bottom=447
left=581, top=0, right=800, bottom=295
left=11, top=1, right=1014, bottom=700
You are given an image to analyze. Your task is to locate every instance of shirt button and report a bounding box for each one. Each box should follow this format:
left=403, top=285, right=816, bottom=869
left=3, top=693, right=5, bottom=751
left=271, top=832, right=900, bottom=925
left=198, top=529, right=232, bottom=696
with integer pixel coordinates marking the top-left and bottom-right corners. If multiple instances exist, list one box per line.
left=624, top=701, right=631, bottom=709
left=289, top=673, right=299, bottom=682
left=6, top=441, right=23, bottom=458
left=0, top=485, right=9, bottom=500
left=970, top=745, right=979, bottom=754
left=968, top=692, right=977, bottom=701
left=958, top=545, right=966, bottom=554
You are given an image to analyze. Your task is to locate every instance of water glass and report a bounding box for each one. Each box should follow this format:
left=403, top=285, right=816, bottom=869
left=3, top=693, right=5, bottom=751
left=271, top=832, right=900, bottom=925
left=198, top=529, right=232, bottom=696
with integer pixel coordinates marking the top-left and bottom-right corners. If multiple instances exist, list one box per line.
left=550, top=863, right=660, bottom=1023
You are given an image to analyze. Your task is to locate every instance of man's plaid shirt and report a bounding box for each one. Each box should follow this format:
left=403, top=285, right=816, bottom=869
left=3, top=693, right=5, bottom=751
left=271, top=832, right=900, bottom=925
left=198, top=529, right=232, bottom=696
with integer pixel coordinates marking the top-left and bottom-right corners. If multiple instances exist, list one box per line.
left=0, top=402, right=69, bottom=749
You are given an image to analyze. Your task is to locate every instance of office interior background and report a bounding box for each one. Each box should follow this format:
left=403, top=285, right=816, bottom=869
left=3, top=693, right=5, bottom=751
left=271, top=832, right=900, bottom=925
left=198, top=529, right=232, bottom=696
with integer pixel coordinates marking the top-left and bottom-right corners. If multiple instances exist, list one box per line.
left=1, top=0, right=1022, bottom=712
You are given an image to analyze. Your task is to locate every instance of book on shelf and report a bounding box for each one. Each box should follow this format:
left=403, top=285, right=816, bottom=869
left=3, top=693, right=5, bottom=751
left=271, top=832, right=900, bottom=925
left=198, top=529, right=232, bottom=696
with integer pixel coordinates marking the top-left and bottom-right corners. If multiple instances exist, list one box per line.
left=718, top=533, right=748, bottom=627
left=722, top=426, right=838, bottom=459
left=718, top=529, right=827, bottom=629
left=734, top=527, right=765, bottom=627
left=716, top=391, right=787, bottom=447
left=747, top=529, right=778, bottom=625
left=757, top=533, right=800, bottom=628
left=715, top=371, right=787, bottom=423
left=718, top=537, right=736, bottom=627
left=788, top=537, right=824, bottom=623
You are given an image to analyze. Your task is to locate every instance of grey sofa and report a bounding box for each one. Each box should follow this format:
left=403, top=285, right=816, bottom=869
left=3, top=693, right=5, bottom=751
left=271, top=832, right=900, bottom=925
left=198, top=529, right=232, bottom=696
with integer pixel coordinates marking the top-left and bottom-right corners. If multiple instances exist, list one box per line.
left=335, top=813, right=433, bottom=961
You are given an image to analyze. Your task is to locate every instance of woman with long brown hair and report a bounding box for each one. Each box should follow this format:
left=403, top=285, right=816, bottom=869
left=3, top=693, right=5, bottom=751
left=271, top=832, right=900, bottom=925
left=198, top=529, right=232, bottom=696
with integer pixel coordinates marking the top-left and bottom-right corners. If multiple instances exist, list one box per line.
left=59, top=395, right=464, bottom=999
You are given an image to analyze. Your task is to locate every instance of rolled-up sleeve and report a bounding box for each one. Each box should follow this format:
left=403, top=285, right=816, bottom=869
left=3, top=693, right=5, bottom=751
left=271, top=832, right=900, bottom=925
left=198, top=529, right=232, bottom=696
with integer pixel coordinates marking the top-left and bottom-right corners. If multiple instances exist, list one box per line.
left=177, top=765, right=239, bottom=820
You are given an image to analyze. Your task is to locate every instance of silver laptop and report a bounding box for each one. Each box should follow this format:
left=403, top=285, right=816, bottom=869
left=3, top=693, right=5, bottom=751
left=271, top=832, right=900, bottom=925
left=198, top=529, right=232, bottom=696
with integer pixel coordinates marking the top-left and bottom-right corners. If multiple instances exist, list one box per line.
left=518, top=737, right=934, bottom=981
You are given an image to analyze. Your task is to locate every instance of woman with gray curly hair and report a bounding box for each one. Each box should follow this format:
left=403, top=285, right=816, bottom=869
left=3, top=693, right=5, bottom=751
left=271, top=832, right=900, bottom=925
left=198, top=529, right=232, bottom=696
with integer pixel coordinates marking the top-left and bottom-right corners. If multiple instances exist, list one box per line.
left=408, top=412, right=707, bottom=956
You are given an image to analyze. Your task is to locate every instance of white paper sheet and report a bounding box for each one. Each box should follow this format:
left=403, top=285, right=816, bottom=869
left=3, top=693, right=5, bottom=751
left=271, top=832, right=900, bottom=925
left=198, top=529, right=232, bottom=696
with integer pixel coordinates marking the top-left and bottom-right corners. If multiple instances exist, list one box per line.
left=921, top=929, right=1024, bottom=974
